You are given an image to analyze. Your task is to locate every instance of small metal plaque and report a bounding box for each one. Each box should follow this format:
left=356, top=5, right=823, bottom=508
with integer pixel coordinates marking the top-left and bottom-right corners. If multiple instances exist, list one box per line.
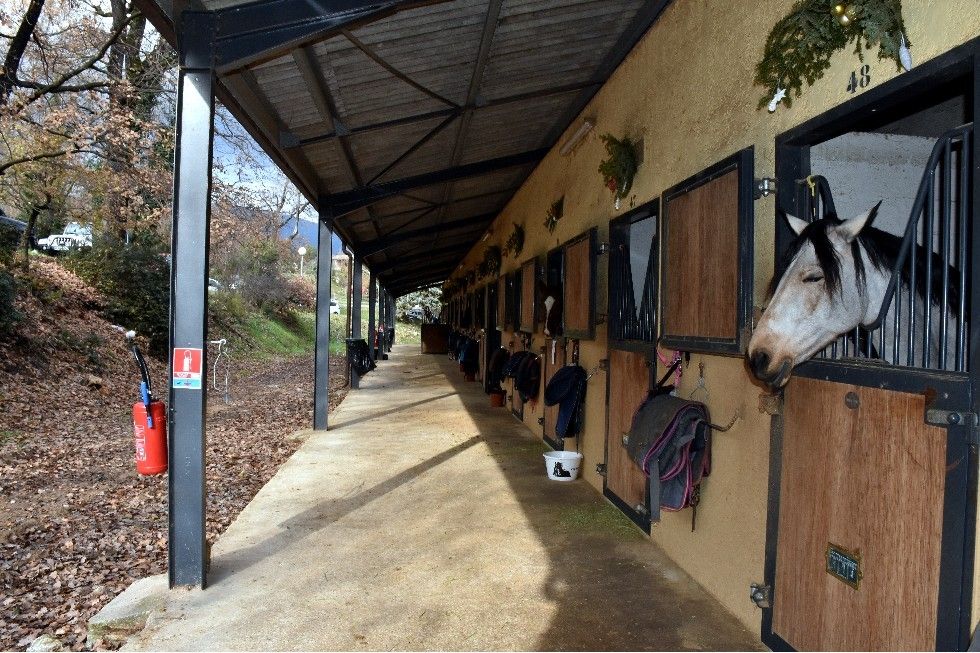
left=826, top=543, right=862, bottom=589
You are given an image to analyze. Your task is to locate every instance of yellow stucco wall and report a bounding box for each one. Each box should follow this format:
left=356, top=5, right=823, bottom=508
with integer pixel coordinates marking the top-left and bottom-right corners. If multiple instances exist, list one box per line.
left=448, top=0, right=980, bottom=634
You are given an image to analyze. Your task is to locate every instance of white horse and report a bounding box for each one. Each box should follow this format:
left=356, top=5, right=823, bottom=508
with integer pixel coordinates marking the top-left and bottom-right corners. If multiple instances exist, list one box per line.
left=747, top=204, right=961, bottom=388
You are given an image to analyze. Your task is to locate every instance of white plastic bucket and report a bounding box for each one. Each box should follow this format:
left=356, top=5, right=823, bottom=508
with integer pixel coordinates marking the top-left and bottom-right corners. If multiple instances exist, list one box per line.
left=543, top=451, right=583, bottom=482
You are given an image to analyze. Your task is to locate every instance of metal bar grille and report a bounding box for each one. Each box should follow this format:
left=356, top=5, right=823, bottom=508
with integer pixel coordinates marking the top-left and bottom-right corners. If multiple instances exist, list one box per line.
left=804, top=123, right=973, bottom=373
left=609, top=210, right=658, bottom=343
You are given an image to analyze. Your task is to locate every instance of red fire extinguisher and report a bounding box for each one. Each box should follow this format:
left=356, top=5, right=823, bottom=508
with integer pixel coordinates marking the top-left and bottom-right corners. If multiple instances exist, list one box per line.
left=125, top=330, right=168, bottom=475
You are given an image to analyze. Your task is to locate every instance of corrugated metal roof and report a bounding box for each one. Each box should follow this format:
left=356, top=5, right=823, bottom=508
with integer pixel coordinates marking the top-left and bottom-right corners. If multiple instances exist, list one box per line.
left=138, top=0, right=669, bottom=295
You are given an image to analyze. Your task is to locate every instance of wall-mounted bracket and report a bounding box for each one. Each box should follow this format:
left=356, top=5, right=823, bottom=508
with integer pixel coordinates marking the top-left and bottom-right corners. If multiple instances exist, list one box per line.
left=754, top=177, right=777, bottom=199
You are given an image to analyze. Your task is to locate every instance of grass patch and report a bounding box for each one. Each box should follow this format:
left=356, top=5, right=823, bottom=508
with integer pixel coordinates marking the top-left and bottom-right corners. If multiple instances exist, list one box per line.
left=0, top=430, right=27, bottom=449
left=242, top=312, right=314, bottom=357
left=396, top=318, right=421, bottom=344
left=554, top=503, right=643, bottom=538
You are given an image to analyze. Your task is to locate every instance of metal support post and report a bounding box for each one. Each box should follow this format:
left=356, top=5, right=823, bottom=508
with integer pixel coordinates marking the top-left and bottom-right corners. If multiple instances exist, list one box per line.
left=168, top=10, right=215, bottom=589
left=368, top=271, right=376, bottom=362
left=351, top=257, right=363, bottom=389
left=313, top=208, right=333, bottom=429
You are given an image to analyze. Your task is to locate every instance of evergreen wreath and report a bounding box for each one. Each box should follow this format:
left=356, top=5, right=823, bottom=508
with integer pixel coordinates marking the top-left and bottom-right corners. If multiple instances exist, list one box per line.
left=755, top=0, right=910, bottom=109
left=479, top=245, right=502, bottom=278
left=505, top=223, right=525, bottom=258
left=544, top=197, right=564, bottom=233
left=598, top=134, right=639, bottom=200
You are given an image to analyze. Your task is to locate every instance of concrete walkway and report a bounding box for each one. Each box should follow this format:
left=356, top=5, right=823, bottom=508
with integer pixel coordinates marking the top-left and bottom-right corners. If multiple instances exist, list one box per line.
left=125, top=345, right=761, bottom=651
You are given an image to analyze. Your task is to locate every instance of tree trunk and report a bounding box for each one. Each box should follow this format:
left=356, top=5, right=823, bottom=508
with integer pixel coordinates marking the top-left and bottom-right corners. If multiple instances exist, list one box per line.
left=1, top=0, right=46, bottom=105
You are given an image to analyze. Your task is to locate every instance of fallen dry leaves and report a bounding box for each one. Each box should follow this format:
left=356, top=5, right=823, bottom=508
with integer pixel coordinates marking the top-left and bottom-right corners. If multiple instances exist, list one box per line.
left=0, top=259, right=347, bottom=650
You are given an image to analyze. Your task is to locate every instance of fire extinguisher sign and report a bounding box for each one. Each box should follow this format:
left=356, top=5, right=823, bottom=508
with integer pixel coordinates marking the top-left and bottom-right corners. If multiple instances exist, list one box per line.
left=172, top=347, right=204, bottom=389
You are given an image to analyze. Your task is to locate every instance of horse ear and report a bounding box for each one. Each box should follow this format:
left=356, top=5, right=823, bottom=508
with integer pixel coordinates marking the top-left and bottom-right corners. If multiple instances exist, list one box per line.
left=784, top=213, right=808, bottom=236
left=837, top=201, right=882, bottom=242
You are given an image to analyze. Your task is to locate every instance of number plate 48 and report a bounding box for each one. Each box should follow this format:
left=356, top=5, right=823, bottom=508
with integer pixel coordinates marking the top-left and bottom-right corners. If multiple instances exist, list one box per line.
left=847, top=64, right=871, bottom=94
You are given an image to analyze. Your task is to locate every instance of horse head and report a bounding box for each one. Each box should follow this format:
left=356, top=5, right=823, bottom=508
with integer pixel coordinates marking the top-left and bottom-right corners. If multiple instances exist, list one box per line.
left=538, top=280, right=563, bottom=336
left=748, top=203, right=885, bottom=388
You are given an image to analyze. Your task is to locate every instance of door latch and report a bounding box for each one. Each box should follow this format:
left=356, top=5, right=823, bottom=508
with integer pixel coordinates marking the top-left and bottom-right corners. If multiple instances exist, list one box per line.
left=750, top=583, right=771, bottom=609
left=925, top=409, right=979, bottom=445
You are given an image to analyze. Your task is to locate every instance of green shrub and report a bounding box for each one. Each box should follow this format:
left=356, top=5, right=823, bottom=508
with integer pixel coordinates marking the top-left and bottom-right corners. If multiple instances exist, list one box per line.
left=65, top=232, right=170, bottom=356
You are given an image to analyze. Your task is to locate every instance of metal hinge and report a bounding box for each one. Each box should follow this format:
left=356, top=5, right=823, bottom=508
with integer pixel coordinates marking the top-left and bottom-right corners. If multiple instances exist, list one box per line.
left=750, top=583, right=771, bottom=609
left=925, top=409, right=980, bottom=445
left=537, top=417, right=545, bottom=426
left=595, top=463, right=607, bottom=477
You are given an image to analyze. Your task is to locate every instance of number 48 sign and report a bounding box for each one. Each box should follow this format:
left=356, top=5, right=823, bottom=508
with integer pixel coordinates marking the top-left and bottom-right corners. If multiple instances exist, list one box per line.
left=847, top=64, right=871, bottom=94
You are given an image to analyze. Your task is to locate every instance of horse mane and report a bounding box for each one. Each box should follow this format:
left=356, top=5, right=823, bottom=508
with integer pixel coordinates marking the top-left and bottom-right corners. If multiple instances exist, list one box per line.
left=770, top=212, right=960, bottom=315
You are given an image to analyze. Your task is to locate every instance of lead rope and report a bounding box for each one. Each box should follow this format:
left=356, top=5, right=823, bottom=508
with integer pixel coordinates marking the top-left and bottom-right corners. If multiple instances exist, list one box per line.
left=656, top=348, right=683, bottom=387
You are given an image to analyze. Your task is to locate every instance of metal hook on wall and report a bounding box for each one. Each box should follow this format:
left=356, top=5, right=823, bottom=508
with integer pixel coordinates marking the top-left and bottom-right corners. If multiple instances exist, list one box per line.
left=689, top=361, right=709, bottom=400
left=701, top=410, right=740, bottom=433
left=570, top=339, right=580, bottom=365
left=585, top=358, right=608, bottom=381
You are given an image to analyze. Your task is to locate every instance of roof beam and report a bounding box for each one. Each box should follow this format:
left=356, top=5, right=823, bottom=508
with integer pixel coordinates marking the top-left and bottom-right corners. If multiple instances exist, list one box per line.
left=341, top=28, right=458, bottom=108
left=392, top=280, right=442, bottom=296
left=292, top=80, right=602, bottom=149
left=373, top=244, right=463, bottom=273
left=325, top=148, right=546, bottom=217
left=221, top=71, right=324, bottom=196
left=425, top=0, right=502, bottom=248
left=212, top=0, right=452, bottom=73
left=387, top=268, right=454, bottom=292
left=361, top=212, right=494, bottom=257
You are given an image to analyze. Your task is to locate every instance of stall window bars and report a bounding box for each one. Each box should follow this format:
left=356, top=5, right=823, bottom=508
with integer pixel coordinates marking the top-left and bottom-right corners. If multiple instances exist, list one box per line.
left=801, top=123, right=972, bottom=373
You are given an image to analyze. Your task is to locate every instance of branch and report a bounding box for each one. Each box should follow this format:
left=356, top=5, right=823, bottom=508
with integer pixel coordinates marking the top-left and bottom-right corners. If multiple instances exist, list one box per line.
left=13, top=10, right=139, bottom=107
left=0, top=148, right=72, bottom=175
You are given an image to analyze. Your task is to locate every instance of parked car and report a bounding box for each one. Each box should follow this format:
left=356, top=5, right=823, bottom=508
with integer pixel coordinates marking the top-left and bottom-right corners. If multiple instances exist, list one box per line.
left=37, top=222, right=93, bottom=253
left=406, top=306, right=424, bottom=322
left=0, top=214, right=35, bottom=251
left=329, top=298, right=340, bottom=315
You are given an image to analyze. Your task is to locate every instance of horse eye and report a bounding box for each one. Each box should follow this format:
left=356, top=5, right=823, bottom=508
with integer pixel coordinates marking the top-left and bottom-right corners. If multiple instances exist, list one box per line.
left=802, top=273, right=824, bottom=283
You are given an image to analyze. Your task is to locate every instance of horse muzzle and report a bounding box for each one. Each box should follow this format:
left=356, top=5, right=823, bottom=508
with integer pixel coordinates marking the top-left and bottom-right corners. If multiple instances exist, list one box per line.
left=748, top=349, right=792, bottom=388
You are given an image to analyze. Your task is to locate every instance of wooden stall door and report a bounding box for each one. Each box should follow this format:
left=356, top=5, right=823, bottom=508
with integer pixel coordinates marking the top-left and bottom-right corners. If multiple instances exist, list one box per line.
left=663, top=169, right=739, bottom=341
left=773, top=377, right=947, bottom=651
left=520, top=259, right=537, bottom=332
left=564, top=231, right=594, bottom=339
left=497, top=277, right=506, bottom=329
left=542, top=338, right=567, bottom=450
left=604, top=349, right=650, bottom=522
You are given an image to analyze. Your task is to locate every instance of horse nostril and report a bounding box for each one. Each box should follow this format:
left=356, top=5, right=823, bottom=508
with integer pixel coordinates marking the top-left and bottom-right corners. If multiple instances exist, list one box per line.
left=749, top=350, right=771, bottom=377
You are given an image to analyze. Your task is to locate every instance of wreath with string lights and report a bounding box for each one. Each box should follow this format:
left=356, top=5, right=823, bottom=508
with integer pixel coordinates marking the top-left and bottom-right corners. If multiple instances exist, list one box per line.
left=756, top=1, right=911, bottom=112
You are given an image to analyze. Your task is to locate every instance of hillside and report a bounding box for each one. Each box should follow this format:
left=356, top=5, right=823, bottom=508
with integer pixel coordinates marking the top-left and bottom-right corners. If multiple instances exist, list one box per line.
left=0, top=259, right=346, bottom=650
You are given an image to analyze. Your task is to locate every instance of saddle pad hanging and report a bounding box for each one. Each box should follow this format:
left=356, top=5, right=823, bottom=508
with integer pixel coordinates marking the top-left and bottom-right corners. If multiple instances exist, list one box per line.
left=544, top=365, right=587, bottom=438
left=625, top=393, right=711, bottom=522
left=515, top=354, right=541, bottom=402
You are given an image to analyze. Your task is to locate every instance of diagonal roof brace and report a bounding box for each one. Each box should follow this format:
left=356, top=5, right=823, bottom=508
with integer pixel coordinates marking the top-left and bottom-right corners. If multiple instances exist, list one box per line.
left=326, top=148, right=547, bottom=217
left=373, top=243, right=465, bottom=274
left=212, top=0, right=452, bottom=73
left=361, top=212, right=495, bottom=257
